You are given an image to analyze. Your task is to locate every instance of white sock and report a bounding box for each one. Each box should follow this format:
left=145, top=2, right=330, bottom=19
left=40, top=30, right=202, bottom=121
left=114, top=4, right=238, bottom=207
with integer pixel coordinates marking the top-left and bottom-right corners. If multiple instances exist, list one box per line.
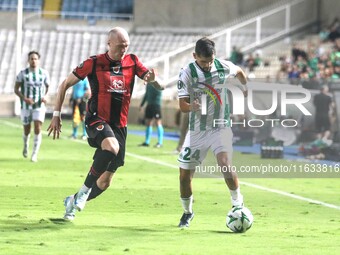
left=181, top=195, right=193, bottom=214
left=79, top=184, right=91, bottom=194
left=23, top=134, right=30, bottom=149
left=230, top=187, right=242, bottom=201
left=32, top=133, right=42, bottom=155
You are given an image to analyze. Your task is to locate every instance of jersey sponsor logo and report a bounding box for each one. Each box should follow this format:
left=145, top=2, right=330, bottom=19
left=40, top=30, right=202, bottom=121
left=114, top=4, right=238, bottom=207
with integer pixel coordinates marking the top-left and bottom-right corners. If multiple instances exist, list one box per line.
left=196, top=82, right=222, bottom=105
left=108, top=75, right=127, bottom=93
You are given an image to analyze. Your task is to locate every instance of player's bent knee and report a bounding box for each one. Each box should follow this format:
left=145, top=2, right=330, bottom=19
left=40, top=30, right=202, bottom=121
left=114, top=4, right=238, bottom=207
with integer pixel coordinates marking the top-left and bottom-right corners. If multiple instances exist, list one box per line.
left=101, top=137, right=120, bottom=155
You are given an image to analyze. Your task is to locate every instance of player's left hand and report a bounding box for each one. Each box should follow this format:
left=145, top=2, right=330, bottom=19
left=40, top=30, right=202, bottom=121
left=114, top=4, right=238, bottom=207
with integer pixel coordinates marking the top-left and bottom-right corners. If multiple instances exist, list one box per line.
left=144, top=68, right=156, bottom=83
left=243, top=89, right=248, bottom=97
left=42, top=98, right=47, bottom=104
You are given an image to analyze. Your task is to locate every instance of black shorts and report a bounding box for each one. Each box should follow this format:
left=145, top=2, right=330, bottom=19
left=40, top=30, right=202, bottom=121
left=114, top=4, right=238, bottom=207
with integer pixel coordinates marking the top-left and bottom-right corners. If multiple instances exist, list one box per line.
left=315, top=115, right=330, bottom=133
left=85, top=118, right=127, bottom=172
left=73, top=98, right=86, bottom=115
left=145, top=104, right=162, bottom=119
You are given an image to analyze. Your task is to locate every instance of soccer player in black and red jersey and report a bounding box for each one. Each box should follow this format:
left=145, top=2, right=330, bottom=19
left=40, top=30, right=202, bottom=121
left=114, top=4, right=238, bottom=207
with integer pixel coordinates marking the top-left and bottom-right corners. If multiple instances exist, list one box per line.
left=47, top=27, right=164, bottom=220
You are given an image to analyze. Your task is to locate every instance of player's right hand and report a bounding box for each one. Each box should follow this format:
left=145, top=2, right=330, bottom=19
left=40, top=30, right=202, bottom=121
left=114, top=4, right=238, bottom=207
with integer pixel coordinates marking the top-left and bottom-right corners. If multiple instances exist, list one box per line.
left=24, top=98, right=34, bottom=105
left=190, top=99, right=201, bottom=112
left=47, top=116, right=62, bottom=140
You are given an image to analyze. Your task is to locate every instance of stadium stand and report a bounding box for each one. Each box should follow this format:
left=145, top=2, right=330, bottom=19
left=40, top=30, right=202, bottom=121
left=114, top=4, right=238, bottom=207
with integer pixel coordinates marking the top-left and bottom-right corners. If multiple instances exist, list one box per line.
left=0, top=27, right=265, bottom=94
left=0, top=0, right=42, bottom=11
left=61, top=0, right=133, bottom=20
left=0, top=0, right=337, bottom=134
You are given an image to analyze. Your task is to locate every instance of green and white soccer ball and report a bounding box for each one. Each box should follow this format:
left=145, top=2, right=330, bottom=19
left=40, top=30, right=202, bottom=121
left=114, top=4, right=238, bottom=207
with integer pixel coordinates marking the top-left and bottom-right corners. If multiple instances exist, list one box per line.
left=226, top=206, right=253, bottom=233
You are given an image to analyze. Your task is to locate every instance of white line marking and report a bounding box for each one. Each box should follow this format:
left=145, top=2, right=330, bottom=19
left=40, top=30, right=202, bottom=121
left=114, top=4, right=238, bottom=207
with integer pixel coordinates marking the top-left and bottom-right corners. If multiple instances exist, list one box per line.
left=2, top=119, right=339, bottom=210
left=239, top=181, right=340, bottom=210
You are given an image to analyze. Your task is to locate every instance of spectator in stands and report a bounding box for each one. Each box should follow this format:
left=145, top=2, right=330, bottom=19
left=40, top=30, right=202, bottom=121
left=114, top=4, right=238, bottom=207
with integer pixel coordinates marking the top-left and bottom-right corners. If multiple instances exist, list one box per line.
left=313, top=85, right=334, bottom=141
left=288, top=64, right=300, bottom=84
left=292, top=43, right=308, bottom=62
left=229, top=46, right=243, bottom=65
left=254, top=53, right=262, bottom=67
left=244, top=53, right=256, bottom=72
left=14, top=51, right=50, bottom=162
left=139, top=82, right=164, bottom=148
left=47, top=27, right=164, bottom=221
left=319, top=26, right=330, bottom=42
left=70, top=77, right=90, bottom=140
left=328, top=17, right=340, bottom=42
left=332, top=65, right=340, bottom=79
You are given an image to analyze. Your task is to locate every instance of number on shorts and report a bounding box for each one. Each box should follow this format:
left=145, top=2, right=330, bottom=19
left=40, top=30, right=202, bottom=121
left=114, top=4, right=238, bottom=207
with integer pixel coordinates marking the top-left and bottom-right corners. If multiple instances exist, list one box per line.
left=183, top=147, right=200, bottom=161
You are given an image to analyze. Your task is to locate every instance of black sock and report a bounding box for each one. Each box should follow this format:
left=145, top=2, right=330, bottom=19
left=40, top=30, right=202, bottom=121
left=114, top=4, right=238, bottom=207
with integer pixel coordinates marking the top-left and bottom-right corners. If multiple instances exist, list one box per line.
left=87, top=182, right=104, bottom=201
left=84, top=166, right=101, bottom=188
left=84, top=150, right=116, bottom=188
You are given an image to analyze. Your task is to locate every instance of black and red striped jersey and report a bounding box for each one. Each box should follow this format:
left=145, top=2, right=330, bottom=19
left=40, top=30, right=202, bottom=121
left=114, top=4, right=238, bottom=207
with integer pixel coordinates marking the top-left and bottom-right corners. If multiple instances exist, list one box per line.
left=73, top=52, right=149, bottom=127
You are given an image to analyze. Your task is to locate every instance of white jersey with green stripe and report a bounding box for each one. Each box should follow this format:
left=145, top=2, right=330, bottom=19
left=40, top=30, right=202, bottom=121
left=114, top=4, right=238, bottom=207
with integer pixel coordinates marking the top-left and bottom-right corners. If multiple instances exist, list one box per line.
left=16, top=68, right=50, bottom=110
left=177, top=58, right=238, bottom=131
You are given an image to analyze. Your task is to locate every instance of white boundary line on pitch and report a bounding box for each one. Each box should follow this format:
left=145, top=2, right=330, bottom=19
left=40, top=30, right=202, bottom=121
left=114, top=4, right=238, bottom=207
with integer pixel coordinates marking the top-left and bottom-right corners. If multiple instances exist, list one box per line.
left=2, top=119, right=340, bottom=210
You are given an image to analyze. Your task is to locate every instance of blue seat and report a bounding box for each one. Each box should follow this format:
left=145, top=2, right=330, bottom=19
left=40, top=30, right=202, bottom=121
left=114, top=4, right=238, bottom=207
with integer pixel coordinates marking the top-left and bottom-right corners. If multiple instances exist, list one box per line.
left=59, top=0, right=133, bottom=20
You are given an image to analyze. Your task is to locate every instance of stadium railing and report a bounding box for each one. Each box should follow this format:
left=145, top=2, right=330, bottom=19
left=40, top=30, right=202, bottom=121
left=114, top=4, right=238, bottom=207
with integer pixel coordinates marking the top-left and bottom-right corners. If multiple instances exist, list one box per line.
left=132, top=0, right=319, bottom=98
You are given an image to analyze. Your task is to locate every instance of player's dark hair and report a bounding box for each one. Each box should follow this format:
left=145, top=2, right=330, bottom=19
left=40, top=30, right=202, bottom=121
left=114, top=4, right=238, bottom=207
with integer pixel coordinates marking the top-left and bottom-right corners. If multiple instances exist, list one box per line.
left=195, top=37, right=215, bottom=57
left=28, top=51, right=40, bottom=59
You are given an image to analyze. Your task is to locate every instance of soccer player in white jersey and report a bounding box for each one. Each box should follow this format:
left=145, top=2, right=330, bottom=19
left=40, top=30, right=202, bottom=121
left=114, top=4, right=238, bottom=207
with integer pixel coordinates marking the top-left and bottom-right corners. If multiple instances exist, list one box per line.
left=14, top=51, right=50, bottom=162
left=177, top=37, right=248, bottom=228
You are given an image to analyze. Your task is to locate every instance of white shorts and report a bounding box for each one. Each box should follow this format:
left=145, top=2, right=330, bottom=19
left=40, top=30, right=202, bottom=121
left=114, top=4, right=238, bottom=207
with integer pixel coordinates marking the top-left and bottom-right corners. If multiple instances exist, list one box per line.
left=178, top=127, right=233, bottom=170
left=21, top=107, right=46, bottom=125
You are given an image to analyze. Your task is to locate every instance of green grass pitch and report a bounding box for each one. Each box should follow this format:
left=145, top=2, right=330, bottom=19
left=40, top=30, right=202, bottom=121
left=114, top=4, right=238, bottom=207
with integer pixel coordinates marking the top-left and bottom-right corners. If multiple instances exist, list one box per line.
left=0, top=117, right=339, bottom=255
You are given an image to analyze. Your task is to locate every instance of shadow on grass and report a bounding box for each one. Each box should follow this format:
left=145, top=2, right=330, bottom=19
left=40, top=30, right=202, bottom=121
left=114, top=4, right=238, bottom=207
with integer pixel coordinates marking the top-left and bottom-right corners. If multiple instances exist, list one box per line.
left=49, top=218, right=74, bottom=225
left=209, top=230, right=237, bottom=234
left=0, top=217, right=73, bottom=232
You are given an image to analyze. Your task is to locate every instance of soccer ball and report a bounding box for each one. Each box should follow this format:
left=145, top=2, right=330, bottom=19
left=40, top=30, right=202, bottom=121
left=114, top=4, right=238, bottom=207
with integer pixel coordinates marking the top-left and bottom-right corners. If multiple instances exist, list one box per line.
left=226, top=206, right=253, bottom=233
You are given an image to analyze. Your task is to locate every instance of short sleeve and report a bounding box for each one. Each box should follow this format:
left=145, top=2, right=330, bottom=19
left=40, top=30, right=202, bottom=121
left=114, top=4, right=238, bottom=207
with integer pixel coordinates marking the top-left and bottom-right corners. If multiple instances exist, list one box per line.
left=177, top=67, right=191, bottom=99
left=44, top=69, right=50, bottom=86
left=16, top=70, right=24, bottom=83
left=222, top=60, right=238, bottom=77
left=73, top=58, right=94, bottom=80
left=132, top=54, right=149, bottom=79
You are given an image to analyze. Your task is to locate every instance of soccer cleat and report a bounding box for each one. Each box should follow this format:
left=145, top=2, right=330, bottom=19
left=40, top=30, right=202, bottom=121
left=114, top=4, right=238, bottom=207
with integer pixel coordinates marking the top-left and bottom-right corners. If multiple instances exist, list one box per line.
left=231, top=194, right=244, bottom=208
left=81, top=135, right=87, bottom=141
left=31, top=153, right=38, bottom=162
left=74, top=188, right=92, bottom=211
left=63, top=195, right=76, bottom=220
left=178, top=212, right=194, bottom=228
left=23, top=147, right=28, bottom=158
left=154, top=143, right=163, bottom=148
left=138, top=142, right=149, bottom=147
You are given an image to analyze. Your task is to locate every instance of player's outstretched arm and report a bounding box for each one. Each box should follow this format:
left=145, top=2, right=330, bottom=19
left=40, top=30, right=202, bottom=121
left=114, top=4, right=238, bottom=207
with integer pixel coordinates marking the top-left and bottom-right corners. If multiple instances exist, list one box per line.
left=47, top=73, right=80, bottom=139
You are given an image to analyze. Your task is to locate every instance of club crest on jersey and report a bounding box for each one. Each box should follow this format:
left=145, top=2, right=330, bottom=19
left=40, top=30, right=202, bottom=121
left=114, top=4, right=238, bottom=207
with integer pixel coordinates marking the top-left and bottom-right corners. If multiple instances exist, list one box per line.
left=96, top=125, right=104, bottom=131
left=112, top=66, right=120, bottom=74
left=108, top=75, right=127, bottom=93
